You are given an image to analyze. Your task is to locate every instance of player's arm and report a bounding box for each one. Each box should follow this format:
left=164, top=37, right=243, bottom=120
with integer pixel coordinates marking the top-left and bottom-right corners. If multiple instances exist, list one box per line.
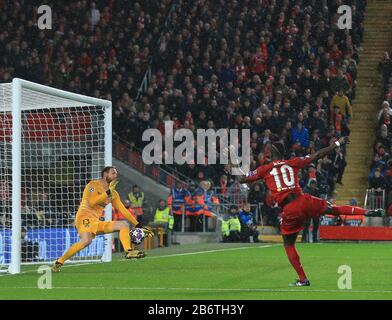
left=87, top=183, right=110, bottom=207
left=239, top=165, right=267, bottom=184
left=308, top=136, right=349, bottom=161
left=222, top=145, right=263, bottom=184
left=111, top=191, right=139, bottom=227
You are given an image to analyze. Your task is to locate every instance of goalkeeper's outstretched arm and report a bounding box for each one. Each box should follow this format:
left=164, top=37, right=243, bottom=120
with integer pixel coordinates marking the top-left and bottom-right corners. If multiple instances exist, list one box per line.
left=111, top=191, right=139, bottom=227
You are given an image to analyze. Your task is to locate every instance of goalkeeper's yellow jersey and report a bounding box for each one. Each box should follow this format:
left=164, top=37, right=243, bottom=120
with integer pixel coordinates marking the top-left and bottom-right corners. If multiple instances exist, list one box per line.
left=76, top=180, right=138, bottom=226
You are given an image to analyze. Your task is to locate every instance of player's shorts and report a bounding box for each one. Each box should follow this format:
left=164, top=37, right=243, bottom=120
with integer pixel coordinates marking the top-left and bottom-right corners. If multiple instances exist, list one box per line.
left=280, top=193, right=328, bottom=235
left=75, top=216, right=114, bottom=238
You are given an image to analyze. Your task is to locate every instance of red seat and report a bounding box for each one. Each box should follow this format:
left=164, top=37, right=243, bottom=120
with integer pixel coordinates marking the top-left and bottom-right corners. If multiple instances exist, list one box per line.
left=0, top=113, right=12, bottom=142
left=166, top=175, right=175, bottom=188
left=67, top=114, right=92, bottom=141
left=151, top=167, right=159, bottom=180
left=115, top=143, right=128, bottom=160
left=24, top=113, right=55, bottom=142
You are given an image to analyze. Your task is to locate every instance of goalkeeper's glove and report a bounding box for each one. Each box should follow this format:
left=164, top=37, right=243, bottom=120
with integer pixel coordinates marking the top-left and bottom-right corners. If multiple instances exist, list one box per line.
left=107, top=179, right=119, bottom=195
left=136, top=224, right=154, bottom=237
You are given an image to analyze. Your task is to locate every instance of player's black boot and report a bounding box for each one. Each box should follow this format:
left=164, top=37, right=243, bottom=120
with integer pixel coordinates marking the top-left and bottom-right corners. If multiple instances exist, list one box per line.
left=365, top=208, right=386, bottom=217
left=125, top=249, right=146, bottom=259
left=289, top=279, right=310, bottom=287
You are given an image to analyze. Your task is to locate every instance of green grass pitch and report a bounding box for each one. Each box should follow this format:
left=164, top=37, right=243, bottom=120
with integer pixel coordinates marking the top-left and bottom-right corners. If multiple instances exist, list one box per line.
left=0, top=242, right=391, bottom=300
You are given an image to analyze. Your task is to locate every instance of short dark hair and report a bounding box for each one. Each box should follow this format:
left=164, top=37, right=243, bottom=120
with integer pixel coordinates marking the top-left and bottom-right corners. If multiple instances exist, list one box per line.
left=271, top=142, right=286, bottom=158
left=101, top=166, right=117, bottom=177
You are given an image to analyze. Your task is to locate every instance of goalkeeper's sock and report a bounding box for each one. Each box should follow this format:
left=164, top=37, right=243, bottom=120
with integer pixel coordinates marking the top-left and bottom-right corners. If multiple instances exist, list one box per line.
left=332, top=205, right=367, bottom=216
left=284, top=245, right=307, bottom=282
left=58, top=242, right=85, bottom=264
left=119, top=226, right=131, bottom=252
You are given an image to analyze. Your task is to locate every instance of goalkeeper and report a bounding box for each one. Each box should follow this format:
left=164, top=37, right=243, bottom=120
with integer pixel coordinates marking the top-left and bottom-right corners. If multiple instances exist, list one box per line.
left=51, top=166, right=153, bottom=272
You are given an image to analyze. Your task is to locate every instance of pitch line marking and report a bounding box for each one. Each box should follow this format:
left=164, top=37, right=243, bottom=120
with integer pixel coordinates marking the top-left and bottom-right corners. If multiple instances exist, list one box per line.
left=120, top=244, right=280, bottom=261
left=0, top=244, right=279, bottom=276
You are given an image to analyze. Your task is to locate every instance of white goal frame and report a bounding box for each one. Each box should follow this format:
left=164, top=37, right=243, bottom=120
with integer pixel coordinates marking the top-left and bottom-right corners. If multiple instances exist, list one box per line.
left=3, top=78, right=113, bottom=274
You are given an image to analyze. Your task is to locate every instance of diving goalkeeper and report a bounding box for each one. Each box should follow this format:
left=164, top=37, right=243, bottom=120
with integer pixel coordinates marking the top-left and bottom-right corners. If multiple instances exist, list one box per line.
left=51, top=166, right=154, bottom=272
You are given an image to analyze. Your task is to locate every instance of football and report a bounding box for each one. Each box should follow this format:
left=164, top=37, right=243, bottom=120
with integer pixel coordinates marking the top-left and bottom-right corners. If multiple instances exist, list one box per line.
left=130, top=228, right=145, bottom=245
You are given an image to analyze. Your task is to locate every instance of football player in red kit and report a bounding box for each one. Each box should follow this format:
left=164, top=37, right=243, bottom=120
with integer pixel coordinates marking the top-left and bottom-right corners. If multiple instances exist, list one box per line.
left=240, top=137, right=385, bottom=286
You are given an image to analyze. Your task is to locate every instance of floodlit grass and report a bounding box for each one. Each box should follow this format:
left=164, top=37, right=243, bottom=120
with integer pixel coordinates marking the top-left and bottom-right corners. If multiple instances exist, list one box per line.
left=1, top=242, right=391, bottom=300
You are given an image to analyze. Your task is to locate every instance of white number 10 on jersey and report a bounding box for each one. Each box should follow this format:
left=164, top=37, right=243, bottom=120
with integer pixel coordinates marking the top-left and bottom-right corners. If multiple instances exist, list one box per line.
left=270, top=165, right=295, bottom=190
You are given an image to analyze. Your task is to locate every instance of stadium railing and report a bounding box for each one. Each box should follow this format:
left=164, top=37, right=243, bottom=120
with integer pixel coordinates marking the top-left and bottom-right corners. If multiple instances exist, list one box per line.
left=113, top=134, right=190, bottom=189
left=212, top=186, right=248, bottom=205
left=171, top=203, right=260, bottom=234
left=364, top=189, right=386, bottom=210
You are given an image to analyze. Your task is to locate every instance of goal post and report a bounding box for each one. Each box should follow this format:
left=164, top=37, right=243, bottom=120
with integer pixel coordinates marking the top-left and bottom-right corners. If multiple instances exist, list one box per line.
left=0, top=78, right=112, bottom=274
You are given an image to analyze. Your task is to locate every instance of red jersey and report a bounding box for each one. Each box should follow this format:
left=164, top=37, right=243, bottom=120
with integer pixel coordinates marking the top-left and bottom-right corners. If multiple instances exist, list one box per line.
left=245, top=156, right=312, bottom=206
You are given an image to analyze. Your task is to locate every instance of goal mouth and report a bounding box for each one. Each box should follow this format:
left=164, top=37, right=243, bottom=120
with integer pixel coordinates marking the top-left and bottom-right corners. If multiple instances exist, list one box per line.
left=0, top=79, right=112, bottom=273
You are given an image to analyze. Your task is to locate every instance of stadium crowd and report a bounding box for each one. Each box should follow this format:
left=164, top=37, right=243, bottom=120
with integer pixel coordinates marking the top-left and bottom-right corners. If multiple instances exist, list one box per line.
left=1, top=0, right=368, bottom=228
left=371, top=51, right=392, bottom=212
left=0, top=0, right=173, bottom=98
left=132, top=0, right=365, bottom=207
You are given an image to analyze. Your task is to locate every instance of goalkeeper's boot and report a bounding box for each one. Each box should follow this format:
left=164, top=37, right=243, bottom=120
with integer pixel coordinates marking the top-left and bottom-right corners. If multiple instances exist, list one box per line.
left=125, top=249, right=146, bottom=259
left=289, top=279, right=310, bottom=287
left=365, top=208, right=386, bottom=218
left=51, top=260, right=63, bottom=273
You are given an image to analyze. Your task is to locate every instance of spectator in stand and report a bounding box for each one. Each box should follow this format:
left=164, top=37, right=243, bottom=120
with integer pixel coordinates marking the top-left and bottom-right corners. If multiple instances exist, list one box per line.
left=247, top=183, right=266, bottom=223
left=184, top=181, right=205, bottom=232
left=377, top=101, right=392, bottom=121
left=332, top=146, right=347, bottom=185
left=167, top=180, right=188, bottom=231
left=202, top=180, right=219, bottom=232
left=224, top=205, right=242, bottom=242
left=149, top=199, right=173, bottom=247
left=378, top=52, right=392, bottom=89
left=239, top=203, right=260, bottom=243
left=330, top=89, right=353, bottom=123
left=369, top=168, right=387, bottom=192
left=291, top=122, right=309, bottom=150
left=128, top=185, right=145, bottom=224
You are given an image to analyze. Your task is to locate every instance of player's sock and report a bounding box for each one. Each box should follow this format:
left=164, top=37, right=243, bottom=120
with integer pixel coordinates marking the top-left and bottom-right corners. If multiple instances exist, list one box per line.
left=284, top=245, right=307, bottom=282
left=58, top=242, right=85, bottom=264
left=332, top=205, right=367, bottom=216
left=119, top=226, right=131, bottom=252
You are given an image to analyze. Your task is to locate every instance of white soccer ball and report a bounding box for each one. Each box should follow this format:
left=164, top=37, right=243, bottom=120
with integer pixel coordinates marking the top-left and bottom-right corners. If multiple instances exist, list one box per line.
left=130, top=228, right=145, bottom=244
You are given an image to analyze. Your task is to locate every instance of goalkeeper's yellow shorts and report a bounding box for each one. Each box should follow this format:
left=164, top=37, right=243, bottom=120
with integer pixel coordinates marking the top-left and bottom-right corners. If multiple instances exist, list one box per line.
left=75, top=217, right=114, bottom=237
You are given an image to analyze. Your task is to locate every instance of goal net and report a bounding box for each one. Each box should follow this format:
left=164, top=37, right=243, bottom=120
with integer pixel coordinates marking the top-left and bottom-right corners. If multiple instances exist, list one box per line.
left=0, top=79, right=112, bottom=274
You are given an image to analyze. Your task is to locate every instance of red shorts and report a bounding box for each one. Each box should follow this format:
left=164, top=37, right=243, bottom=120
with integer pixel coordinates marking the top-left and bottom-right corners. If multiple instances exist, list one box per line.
left=280, top=193, right=328, bottom=235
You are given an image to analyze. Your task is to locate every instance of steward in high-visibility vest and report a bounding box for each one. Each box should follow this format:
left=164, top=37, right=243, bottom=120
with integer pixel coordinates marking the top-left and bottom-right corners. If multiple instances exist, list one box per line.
left=167, top=181, right=189, bottom=215
left=128, top=184, right=145, bottom=216
left=185, top=182, right=205, bottom=216
left=221, top=219, right=230, bottom=239
left=154, top=205, right=174, bottom=230
left=203, top=190, right=219, bottom=217
left=227, top=205, right=241, bottom=242
left=150, top=199, right=173, bottom=246
left=229, top=216, right=241, bottom=232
